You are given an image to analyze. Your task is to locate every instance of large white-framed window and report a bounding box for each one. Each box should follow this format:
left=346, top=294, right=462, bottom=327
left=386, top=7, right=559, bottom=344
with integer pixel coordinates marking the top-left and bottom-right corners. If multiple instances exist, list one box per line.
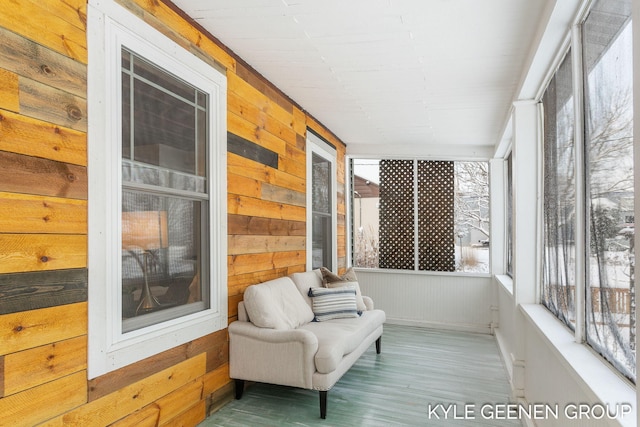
left=306, top=131, right=337, bottom=271
left=539, top=0, right=634, bottom=382
left=87, top=0, right=227, bottom=378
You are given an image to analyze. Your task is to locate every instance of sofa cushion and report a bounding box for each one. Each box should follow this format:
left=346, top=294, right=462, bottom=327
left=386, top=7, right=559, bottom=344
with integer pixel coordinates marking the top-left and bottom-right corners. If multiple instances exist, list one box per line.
left=289, top=269, right=324, bottom=309
left=308, top=286, right=359, bottom=322
left=243, top=277, right=314, bottom=329
left=299, top=309, right=386, bottom=373
left=320, top=267, right=367, bottom=312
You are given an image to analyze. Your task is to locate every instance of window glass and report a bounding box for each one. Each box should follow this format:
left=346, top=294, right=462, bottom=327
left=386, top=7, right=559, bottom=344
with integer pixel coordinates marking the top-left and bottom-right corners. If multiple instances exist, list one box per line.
left=352, top=159, right=490, bottom=273
left=311, top=153, right=333, bottom=270
left=542, top=50, right=576, bottom=330
left=121, top=48, right=210, bottom=331
left=506, top=153, right=513, bottom=277
left=583, top=0, right=634, bottom=381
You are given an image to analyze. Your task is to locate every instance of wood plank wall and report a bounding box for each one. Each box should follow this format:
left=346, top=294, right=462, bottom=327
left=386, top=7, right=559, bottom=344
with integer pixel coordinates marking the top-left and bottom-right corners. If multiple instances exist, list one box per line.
left=0, top=0, right=347, bottom=426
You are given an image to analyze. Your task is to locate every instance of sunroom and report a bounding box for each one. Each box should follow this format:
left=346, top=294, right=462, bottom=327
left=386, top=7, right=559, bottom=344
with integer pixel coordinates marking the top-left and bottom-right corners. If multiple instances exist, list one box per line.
left=0, top=0, right=637, bottom=426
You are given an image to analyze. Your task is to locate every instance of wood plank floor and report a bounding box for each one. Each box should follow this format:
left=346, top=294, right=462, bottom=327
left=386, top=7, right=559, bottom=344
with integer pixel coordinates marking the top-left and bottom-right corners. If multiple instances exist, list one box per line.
left=199, top=324, right=520, bottom=426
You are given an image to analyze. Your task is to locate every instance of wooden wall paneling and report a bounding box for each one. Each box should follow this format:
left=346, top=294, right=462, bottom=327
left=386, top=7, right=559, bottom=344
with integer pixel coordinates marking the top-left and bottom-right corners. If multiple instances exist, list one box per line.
left=109, top=405, right=160, bottom=427
left=0, top=371, right=87, bottom=427
left=0, top=0, right=87, bottom=63
left=227, top=251, right=305, bottom=276
left=292, top=107, right=307, bottom=137
left=0, top=69, right=19, bottom=112
left=279, top=143, right=306, bottom=179
left=0, top=302, right=86, bottom=356
left=234, top=63, right=295, bottom=115
left=0, top=268, right=87, bottom=316
left=227, top=152, right=305, bottom=193
left=162, top=400, right=206, bottom=427
left=261, top=182, right=305, bottom=207
left=227, top=267, right=290, bottom=296
left=154, top=378, right=204, bottom=426
left=0, top=233, right=86, bottom=274
left=228, top=215, right=305, bottom=237
left=228, top=90, right=296, bottom=145
left=228, top=173, right=262, bottom=199
left=121, top=0, right=235, bottom=71
left=87, top=330, right=226, bottom=401
left=19, top=77, right=87, bottom=132
left=0, top=192, right=86, bottom=234
left=41, top=354, right=206, bottom=427
left=3, top=335, right=87, bottom=396
left=228, top=112, right=287, bottom=156
left=0, top=27, right=87, bottom=99
left=228, top=194, right=305, bottom=222
left=228, top=235, right=306, bottom=256
left=0, top=151, right=87, bottom=200
left=202, top=363, right=230, bottom=398
left=0, top=109, right=86, bottom=166
left=227, top=73, right=292, bottom=128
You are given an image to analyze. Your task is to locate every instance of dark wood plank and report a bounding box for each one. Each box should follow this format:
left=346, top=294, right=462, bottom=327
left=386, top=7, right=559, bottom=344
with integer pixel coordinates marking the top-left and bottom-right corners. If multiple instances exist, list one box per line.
left=227, top=132, right=278, bottom=169
left=228, top=215, right=305, bottom=236
left=0, top=268, right=87, bottom=315
left=0, top=150, right=87, bottom=200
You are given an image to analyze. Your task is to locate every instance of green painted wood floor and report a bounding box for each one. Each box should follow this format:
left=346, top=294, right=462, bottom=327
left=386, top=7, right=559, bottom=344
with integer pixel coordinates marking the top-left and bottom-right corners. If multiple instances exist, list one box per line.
left=199, top=324, right=521, bottom=426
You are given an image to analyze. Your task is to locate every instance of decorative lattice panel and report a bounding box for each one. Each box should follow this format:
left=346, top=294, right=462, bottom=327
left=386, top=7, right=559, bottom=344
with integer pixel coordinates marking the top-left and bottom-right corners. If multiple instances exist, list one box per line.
left=418, top=161, right=455, bottom=271
left=379, top=160, right=415, bottom=270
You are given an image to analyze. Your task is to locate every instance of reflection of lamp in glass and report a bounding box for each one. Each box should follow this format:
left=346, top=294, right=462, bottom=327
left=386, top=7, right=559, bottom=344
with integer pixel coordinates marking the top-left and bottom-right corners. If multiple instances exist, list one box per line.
left=122, top=211, right=169, bottom=314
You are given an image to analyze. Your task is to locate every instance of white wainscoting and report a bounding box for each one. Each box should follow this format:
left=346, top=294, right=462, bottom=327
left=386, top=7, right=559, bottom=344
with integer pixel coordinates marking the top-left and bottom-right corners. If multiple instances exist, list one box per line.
left=355, top=269, right=494, bottom=334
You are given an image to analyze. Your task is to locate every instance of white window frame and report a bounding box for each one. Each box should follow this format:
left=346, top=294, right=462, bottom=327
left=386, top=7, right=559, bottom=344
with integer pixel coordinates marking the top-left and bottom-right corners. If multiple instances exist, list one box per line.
left=87, top=0, right=227, bottom=379
left=306, top=131, right=338, bottom=271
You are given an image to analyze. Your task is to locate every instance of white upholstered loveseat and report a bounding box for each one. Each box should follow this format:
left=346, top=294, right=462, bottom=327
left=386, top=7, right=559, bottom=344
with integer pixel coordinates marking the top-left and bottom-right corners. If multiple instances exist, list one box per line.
left=228, top=268, right=386, bottom=419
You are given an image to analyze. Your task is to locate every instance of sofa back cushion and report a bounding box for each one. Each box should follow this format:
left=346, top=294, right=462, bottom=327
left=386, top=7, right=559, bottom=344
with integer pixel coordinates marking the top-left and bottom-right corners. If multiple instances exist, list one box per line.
left=243, top=277, right=314, bottom=329
left=289, top=269, right=324, bottom=309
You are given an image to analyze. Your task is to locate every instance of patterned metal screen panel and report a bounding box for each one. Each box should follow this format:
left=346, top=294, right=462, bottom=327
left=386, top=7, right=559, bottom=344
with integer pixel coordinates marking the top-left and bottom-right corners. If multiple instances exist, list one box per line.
left=379, top=160, right=415, bottom=269
left=418, top=161, right=455, bottom=271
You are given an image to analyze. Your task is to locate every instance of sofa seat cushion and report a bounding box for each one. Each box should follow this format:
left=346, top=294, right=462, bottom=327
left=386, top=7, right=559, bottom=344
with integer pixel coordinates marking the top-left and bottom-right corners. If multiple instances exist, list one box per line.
left=299, top=309, right=386, bottom=373
left=243, top=277, right=315, bottom=329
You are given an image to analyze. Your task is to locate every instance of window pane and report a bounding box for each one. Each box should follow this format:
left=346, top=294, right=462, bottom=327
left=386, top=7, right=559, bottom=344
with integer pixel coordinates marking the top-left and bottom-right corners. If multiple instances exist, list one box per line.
left=122, top=48, right=207, bottom=178
left=312, top=153, right=332, bottom=270
left=352, top=159, right=489, bottom=273
left=353, top=159, right=380, bottom=268
left=453, top=161, right=490, bottom=273
left=506, top=153, right=513, bottom=277
left=122, top=191, right=209, bottom=332
left=583, top=0, right=634, bottom=381
left=542, top=50, right=576, bottom=330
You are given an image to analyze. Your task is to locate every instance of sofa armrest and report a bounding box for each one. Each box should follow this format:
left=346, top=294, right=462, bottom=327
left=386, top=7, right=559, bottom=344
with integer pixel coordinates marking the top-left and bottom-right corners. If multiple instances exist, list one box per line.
left=229, top=321, right=318, bottom=389
left=362, top=295, right=374, bottom=311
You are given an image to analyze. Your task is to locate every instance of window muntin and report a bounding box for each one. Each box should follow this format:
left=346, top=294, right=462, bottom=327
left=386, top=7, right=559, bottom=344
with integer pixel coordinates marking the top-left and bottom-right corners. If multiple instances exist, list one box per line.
left=351, top=159, right=490, bottom=273
left=583, top=0, right=634, bottom=380
left=542, top=49, right=576, bottom=331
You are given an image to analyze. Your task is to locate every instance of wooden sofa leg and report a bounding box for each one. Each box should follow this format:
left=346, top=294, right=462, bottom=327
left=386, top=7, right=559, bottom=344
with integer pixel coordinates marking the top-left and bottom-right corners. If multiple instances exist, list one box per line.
left=235, top=379, right=244, bottom=400
left=376, top=336, right=382, bottom=354
left=320, top=391, right=327, bottom=419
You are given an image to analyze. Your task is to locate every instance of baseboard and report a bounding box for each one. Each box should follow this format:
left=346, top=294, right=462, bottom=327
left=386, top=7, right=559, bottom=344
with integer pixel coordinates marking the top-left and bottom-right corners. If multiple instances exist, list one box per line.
left=385, top=318, right=492, bottom=335
left=494, top=328, right=513, bottom=380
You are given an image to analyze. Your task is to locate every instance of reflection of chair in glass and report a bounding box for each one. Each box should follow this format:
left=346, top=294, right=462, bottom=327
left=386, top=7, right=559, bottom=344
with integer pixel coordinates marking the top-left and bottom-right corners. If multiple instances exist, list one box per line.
left=122, top=211, right=169, bottom=314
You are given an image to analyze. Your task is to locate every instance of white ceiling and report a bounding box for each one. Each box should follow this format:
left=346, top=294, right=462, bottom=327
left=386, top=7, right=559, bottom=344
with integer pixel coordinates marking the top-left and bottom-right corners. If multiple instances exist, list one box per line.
left=171, top=0, right=554, bottom=157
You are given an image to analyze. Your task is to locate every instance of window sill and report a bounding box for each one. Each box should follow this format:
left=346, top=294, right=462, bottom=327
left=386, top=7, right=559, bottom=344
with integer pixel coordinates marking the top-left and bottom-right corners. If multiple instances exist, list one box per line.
left=519, top=304, right=636, bottom=427
left=353, top=267, right=491, bottom=279
left=494, top=274, right=513, bottom=294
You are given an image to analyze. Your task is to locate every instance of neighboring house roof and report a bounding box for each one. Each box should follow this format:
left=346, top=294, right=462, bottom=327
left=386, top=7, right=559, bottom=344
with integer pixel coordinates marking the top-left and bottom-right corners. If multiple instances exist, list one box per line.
left=354, top=175, right=379, bottom=198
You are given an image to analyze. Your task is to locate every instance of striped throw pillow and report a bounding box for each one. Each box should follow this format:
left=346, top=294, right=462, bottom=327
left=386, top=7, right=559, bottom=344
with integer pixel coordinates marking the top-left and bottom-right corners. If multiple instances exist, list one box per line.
left=308, top=286, right=360, bottom=322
